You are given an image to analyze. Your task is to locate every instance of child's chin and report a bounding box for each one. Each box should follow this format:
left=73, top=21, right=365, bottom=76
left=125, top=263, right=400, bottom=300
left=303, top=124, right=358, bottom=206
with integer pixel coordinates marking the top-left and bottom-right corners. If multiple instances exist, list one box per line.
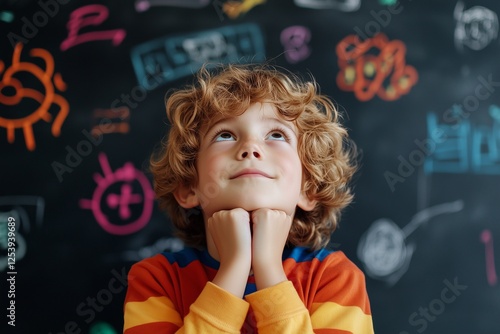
left=238, top=200, right=289, bottom=214
left=237, top=197, right=273, bottom=211
left=216, top=193, right=295, bottom=214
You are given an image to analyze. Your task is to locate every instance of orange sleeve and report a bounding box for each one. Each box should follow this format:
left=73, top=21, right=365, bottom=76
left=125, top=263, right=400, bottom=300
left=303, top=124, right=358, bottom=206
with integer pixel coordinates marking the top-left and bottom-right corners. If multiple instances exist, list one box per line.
left=309, top=262, right=373, bottom=334
left=307, top=251, right=374, bottom=333
left=244, top=250, right=374, bottom=334
left=123, top=258, right=249, bottom=333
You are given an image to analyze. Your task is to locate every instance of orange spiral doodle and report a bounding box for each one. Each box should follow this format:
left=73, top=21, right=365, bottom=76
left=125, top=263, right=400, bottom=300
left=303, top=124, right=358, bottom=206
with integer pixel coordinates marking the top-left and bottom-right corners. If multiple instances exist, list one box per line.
left=0, top=43, right=69, bottom=151
left=336, top=33, right=418, bottom=101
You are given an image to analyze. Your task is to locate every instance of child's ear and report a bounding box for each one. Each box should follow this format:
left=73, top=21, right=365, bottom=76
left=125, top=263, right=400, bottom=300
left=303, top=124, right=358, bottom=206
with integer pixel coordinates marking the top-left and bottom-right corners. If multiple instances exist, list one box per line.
left=173, top=184, right=200, bottom=209
left=298, top=191, right=317, bottom=211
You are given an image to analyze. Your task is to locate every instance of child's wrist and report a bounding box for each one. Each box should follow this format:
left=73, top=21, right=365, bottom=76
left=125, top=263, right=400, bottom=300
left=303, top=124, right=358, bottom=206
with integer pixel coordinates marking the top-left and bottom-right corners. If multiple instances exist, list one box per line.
left=252, top=256, right=281, bottom=271
left=252, top=262, right=287, bottom=290
left=213, top=260, right=251, bottom=297
left=220, top=257, right=251, bottom=272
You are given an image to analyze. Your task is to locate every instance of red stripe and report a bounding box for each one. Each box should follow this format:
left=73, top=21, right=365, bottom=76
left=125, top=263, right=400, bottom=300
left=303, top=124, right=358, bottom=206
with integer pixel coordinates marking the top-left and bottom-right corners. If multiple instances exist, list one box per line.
left=283, top=252, right=372, bottom=315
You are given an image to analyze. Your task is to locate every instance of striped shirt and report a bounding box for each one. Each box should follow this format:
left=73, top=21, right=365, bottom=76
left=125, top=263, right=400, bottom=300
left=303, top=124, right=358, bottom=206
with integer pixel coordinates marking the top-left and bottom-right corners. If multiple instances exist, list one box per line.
left=124, top=246, right=373, bottom=333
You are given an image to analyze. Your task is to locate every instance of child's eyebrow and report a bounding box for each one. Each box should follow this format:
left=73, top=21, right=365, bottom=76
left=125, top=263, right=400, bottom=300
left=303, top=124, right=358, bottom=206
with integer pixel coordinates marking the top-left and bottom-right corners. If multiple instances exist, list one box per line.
left=202, top=116, right=236, bottom=136
left=261, top=117, right=297, bottom=135
left=201, top=115, right=297, bottom=137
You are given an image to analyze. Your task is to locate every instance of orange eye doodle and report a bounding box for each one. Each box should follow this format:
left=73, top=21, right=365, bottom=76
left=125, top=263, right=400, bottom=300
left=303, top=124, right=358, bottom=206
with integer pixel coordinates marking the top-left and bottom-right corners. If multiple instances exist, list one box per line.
left=0, top=43, right=69, bottom=151
left=336, top=33, right=418, bottom=101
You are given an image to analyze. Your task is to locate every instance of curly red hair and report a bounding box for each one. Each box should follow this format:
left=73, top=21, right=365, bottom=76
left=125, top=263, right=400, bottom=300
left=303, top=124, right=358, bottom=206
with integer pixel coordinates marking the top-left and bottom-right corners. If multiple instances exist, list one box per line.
left=150, top=63, right=357, bottom=250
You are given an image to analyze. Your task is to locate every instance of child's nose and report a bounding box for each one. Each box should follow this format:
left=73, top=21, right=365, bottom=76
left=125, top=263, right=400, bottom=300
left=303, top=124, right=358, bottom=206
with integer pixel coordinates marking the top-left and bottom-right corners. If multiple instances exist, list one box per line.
left=238, top=141, right=262, bottom=159
left=241, top=150, right=261, bottom=159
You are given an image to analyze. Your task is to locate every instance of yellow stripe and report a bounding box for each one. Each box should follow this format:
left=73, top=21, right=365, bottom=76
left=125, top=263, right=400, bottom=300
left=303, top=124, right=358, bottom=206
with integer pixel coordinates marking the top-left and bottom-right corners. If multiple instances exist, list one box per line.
left=310, top=302, right=373, bottom=333
left=124, top=296, right=183, bottom=330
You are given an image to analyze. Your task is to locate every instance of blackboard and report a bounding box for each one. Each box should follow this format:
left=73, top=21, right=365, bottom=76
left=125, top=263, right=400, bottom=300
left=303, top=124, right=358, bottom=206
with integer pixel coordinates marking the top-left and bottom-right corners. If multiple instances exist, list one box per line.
left=1, top=0, right=499, bottom=333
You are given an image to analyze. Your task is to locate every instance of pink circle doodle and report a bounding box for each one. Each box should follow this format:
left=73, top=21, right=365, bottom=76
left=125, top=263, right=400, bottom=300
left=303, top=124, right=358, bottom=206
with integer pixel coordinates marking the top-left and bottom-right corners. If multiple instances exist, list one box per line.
left=80, top=152, right=154, bottom=235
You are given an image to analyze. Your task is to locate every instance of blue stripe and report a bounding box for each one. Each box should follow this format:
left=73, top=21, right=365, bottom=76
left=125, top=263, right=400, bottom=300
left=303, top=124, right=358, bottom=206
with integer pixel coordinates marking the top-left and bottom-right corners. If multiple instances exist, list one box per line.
left=162, top=248, right=199, bottom=267
left=282, top=246, right=336, bottom=263
left=162, top=246, right=336, bottom=268
left=244, top=283, right=257, bottom=296
left=162, top=247, right=220, bottom=269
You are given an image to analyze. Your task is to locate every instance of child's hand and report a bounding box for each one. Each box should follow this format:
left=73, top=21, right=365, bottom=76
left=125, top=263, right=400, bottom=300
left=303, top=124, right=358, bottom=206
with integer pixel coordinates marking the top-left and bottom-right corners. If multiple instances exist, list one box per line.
left=208, top=208, right=252, bottom=263
left=251, top=208, right=292, bottom=290
left=209, top=208, right=252, bottom=297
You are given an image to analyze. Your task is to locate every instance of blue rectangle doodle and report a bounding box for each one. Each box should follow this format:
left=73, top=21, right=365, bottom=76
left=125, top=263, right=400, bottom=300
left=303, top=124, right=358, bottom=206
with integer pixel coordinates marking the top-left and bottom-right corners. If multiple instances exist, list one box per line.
left=130, top=24, right=266, bottom=90
left=425, top=105, right=500, bottom=175
left=425, top=112, right=470, bottom=174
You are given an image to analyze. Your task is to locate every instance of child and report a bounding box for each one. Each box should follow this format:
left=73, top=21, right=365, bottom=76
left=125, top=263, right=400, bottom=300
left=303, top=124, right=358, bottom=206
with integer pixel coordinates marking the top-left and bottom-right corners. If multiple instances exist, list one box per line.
left=123, top=63, right=374, bottom=333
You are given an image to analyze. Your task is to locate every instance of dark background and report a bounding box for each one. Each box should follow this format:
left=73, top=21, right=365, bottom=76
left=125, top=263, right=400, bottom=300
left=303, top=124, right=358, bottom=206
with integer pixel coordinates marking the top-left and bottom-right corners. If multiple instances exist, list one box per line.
left=1, top=0, right=499, bottom=333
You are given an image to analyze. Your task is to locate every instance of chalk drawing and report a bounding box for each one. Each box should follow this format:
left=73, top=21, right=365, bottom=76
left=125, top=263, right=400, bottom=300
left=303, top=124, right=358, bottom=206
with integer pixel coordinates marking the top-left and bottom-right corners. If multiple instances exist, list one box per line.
left=222, top=0, right=267, bottom=19
left=135, top=0, right=210, bottom=12
left=130, top=24, right=265, bottom=90
left=378, top=0, right=397, bottom=5
left=89, top=321, right=117, bottom=334
left=60, top=4, right=126, bottom=51
left=454, top=1, right=498, bottom=51
left=0, top=196, right=45, bottom=271
left=79, top=152, right=155, bottom=235
left=294, top=0, right=360, bottom=12
left=336, top=33, right=418, bottom=101
left=0, top=10, right=14, bottom=23
left=0, top=196, right=45, bottom=228
left=358, top=200, right=464, bottom=285
left=118, top=237, right=184, bottom=262
left=0, top=43, right=69, bottom=151
left=280, top=26, right=311, bottom=64
left=426, top=105, right=500, bottom=174
left=480, top=229, right=498, bottom=286
left=91, top=107, right=130, bottom=137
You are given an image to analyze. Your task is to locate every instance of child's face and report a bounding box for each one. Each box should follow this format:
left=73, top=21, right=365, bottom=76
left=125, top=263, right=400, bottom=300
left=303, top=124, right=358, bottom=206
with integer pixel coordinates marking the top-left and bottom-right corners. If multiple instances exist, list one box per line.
left=190, top=102, right=314, bottom=219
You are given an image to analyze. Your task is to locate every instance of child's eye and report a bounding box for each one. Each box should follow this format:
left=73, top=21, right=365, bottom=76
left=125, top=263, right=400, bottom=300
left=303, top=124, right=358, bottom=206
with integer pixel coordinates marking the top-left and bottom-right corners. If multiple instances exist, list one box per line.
left=214, top=131, right=235, bottom=142
left=266, top=130, right=288, bottom=141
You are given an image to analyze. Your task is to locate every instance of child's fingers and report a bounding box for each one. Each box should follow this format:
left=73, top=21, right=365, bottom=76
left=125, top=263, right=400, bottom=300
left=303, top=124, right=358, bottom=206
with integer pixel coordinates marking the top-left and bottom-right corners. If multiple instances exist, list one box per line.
left=251, top=208, right=292, bottom=263
left=208, top=208, right=252, bottom=262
